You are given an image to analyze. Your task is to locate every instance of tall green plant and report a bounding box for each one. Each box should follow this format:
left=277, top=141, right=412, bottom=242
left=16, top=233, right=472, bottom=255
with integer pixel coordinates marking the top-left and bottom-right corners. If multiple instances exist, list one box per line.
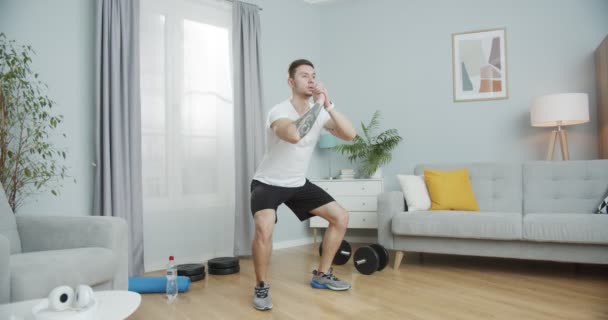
left=333, top=110, right=402, bottom=177
left=0, top=33, right=68, bottom=212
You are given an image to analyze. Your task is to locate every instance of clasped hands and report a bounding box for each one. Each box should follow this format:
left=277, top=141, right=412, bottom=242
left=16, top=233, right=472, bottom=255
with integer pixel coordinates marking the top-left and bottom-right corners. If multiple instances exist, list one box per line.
left=313, top=83, right=332, bottom=110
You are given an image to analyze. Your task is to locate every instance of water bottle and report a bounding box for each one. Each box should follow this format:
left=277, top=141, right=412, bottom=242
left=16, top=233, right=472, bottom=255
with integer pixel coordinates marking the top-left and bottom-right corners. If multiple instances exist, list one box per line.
left=166, top=255, right=178, bottom=300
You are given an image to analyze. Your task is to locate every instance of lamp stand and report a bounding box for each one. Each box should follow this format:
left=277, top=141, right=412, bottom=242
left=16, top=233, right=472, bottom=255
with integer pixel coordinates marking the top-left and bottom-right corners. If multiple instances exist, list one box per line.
left=546, top=125, right=570, bottom=160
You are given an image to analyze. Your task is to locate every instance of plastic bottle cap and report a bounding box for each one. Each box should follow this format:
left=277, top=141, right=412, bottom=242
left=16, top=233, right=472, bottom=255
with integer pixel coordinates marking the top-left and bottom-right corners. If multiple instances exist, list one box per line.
left=169, top=256, right=174, bottom=261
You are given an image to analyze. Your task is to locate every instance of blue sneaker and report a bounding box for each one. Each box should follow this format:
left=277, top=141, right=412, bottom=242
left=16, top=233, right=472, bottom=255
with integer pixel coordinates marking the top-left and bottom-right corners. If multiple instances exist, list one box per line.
left=310, top=268, right=351, bottom=291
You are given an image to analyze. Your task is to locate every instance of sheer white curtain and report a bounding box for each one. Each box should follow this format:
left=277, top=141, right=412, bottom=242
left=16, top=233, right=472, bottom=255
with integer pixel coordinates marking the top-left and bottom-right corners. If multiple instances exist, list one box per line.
left=140, top=0, right=235, bottom=271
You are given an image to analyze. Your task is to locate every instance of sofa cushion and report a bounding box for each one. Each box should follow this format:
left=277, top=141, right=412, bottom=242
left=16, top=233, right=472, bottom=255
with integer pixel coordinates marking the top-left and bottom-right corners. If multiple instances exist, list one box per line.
left=0, top=185, right=21, bottom=254
left=391, top=211, right=522, bottom=240
left=397, top=175, right=431, bottom=211
left=424, top=168, right=479, bottom=211
left=415, top=163, right=522, bottom=213
left=523, top=213, right=608, bottom=245
left=523, top=160, right=608, bottom=214
left=9, top=247, right=116, bottom=301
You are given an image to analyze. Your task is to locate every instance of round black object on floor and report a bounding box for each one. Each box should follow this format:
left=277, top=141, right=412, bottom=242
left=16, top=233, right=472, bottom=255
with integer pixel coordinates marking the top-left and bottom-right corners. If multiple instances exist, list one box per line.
left=353, top=246, right=379, bottom=275
left=369, top=244, right=390, bottom=271
left=208, top=265, right=240, bottom=275
left=189, top=272, right=206, bottom=282
left=177, top=263, right=205, bottom=277
left=208, top=257, right=239, bottom=269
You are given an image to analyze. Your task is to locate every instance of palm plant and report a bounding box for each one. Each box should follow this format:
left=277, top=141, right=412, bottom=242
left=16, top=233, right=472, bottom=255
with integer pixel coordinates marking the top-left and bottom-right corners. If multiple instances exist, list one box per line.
left=333, top=110, right=402, bottom=177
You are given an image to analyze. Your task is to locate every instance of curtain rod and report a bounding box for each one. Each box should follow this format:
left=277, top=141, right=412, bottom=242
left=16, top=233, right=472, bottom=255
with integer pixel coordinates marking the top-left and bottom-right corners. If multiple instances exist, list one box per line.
left=224, top=0, right=263, bottom=10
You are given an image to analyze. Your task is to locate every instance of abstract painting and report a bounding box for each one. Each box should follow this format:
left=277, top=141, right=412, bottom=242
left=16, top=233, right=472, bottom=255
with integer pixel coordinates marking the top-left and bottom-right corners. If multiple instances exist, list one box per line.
left=452, top=28, right=508, bottom=102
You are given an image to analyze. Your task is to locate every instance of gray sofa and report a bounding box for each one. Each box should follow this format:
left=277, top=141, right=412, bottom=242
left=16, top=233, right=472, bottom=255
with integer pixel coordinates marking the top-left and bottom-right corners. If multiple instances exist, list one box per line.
left=378, top=160, right=608, bottom=269
left=0, top=185, right=128, bottom=303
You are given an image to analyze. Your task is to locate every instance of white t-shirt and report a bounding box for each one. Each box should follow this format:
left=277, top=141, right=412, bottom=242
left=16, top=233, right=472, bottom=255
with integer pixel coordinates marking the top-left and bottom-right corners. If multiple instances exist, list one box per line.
left=253, top=99, right=331, bottom=187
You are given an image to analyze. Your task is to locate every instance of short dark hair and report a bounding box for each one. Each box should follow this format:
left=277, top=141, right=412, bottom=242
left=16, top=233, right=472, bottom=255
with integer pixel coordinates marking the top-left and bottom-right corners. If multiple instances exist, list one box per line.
left=288, top=59, right=314, bottom=78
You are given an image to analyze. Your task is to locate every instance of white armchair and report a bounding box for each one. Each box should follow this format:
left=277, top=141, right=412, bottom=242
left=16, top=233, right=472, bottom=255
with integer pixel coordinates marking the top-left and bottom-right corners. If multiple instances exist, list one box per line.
left=0, top=185, right=128, bottom=303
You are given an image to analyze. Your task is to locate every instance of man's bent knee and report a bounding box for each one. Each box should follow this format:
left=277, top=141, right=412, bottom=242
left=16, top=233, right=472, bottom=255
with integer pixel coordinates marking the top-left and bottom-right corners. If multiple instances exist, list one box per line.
left=328, top=207, right=348, bottom=230
left=254, top=210, right=275, bottom=241
left=336, top=208, right=349, bottom=229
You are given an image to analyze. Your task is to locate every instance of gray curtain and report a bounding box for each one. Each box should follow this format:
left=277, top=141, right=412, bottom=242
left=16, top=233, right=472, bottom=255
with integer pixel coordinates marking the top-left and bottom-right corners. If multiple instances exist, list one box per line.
left=94, top=0, right=144, bottom=276
left=233, top=1, right=265, bottom=256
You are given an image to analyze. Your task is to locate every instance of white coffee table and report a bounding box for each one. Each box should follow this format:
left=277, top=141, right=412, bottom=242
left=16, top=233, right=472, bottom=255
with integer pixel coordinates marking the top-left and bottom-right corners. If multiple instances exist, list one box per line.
left=0, top=290, right=141, bottom=320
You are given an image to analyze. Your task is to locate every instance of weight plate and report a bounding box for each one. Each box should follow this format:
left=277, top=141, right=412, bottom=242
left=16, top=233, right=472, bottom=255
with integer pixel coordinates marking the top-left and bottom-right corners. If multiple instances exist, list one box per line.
left=369, top=244, right=389, bottom=271
left=208, top=257, right=239, bottom=269
left=189, top=272, right=206, bottom=282
left=353, top=246, right=379, bottom=275
left=177, top=263, right=205, bottom=276
left=318, top=240, right=352, bottom=265
left=208, top=265, right=240, bottom=275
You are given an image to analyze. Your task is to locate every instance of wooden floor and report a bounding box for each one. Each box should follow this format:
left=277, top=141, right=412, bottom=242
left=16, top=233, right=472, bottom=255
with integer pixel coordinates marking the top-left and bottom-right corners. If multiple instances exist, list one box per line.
left=129, top=244, right=608, bottom=320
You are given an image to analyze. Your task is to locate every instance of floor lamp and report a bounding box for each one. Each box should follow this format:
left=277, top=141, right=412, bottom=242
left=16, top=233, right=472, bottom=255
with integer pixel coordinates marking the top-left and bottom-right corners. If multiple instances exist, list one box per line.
left=319, top=133, right=337, bottom=179
left=531, top=93, right=589, bottom=160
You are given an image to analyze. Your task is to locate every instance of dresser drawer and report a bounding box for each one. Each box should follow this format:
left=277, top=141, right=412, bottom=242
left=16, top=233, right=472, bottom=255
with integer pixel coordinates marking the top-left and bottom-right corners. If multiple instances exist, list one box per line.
left=334, top=196, right=377, bottom=211
left=310, top=179, right=383, bottom=234
left=315, top=180, right=382, bottom=196
left=309, top=212, right=377, bottom=229
left=348, top=211, right=377, bottom=228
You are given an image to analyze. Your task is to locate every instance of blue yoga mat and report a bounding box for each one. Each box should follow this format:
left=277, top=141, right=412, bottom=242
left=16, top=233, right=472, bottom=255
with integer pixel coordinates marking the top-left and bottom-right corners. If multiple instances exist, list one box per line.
left=128, top=276, right=191, bottom=293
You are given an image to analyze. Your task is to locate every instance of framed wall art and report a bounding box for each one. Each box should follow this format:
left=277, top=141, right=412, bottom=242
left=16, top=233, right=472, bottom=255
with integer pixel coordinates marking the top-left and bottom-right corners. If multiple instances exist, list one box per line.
left=452, top=28, right=508, bottom=102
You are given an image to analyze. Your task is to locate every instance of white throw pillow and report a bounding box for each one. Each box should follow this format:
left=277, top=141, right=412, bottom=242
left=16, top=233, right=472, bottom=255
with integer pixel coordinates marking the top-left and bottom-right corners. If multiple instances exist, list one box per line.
left=396, top=175, right=431, bottom=211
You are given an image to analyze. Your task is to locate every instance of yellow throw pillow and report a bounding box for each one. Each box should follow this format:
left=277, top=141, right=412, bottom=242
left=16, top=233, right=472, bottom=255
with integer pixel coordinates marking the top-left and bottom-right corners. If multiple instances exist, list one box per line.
left=424, top=168, right=479, bottom=211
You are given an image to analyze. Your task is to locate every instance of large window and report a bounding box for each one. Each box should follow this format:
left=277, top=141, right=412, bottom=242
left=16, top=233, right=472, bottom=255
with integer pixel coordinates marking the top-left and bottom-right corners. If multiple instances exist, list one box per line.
left=140, top=0, right=234, bottom=270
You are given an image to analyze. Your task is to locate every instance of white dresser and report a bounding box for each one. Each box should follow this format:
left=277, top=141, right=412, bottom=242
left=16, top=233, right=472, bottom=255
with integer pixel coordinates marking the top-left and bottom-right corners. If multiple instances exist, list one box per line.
left=310, top=178, right=384, bottom=243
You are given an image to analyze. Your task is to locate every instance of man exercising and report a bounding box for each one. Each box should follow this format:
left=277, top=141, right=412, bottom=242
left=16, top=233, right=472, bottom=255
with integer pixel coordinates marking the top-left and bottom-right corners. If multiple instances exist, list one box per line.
left=250, top=59, right=357, bottom=311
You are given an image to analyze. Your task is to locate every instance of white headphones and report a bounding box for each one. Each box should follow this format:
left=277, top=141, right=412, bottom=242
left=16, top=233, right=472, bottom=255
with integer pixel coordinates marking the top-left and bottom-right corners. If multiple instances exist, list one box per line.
left=47, top=285, right=95, bottom=311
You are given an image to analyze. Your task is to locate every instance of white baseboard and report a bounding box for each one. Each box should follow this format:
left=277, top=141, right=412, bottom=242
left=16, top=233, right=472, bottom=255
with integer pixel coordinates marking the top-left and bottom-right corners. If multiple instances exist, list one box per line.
left=145, top=236, right=380, bottom=271
left=272, top=237, right=315, bottom=250
left=271, top=235, right=378, bottom=251
left=145, top=252, right=227, bottom=273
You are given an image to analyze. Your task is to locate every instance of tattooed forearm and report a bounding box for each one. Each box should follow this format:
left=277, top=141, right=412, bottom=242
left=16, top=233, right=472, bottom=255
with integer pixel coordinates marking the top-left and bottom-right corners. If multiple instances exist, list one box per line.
left=293, top=103, right=323, bottom=139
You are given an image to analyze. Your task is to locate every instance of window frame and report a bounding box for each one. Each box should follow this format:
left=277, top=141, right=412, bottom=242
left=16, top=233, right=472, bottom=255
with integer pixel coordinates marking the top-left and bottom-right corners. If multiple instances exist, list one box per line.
left=140, top=0, right=234, bottom=212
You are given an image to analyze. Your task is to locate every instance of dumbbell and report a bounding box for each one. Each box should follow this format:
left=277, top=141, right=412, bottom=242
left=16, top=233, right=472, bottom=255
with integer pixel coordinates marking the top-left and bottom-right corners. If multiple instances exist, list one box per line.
left=353, top=244, right=389, bottom=275
left=318, top=240, right=352, bottom=265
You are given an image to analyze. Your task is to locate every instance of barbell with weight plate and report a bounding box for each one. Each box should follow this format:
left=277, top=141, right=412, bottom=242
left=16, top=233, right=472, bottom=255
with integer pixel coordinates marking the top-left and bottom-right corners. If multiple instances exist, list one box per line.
left=318, top=240, right=352, bottom=265
left=353, top=243, right=389, bottom=275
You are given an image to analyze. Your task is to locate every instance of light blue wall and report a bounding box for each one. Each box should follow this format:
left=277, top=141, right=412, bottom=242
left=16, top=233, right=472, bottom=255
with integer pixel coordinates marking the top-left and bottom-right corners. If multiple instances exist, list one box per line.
left=0, top=0, right=320, bottom=241
left=313, top=0, right=608, bottom=240
left=249, top=0, right=324, bottom=243
left=2, top=0, right=606, bottom=243
left=0, top=0, right=96, bottom=215
left=318, top=0, right=608, bottom=194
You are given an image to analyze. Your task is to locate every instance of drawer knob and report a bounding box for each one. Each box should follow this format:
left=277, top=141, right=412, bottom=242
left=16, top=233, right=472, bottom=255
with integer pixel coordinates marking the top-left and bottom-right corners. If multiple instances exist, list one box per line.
left=362, top=202, right=366, bottom=206
left=361, top=187, right=366, bottom=190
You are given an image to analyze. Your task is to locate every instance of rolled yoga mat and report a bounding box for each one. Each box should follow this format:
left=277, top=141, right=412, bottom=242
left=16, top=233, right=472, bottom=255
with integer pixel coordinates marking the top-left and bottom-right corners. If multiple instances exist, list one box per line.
left=128, top=276, right=191, bottom=293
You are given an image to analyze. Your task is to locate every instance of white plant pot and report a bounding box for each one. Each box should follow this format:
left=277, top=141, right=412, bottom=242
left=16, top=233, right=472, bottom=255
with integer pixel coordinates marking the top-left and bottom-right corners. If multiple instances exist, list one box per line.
left=370, top=167, right=383, bottom=179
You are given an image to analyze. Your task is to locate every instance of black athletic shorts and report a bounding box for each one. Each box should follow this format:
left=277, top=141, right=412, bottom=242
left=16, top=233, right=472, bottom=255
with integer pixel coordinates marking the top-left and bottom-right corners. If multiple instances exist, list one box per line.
left=250, top=179, right=335, bottom=223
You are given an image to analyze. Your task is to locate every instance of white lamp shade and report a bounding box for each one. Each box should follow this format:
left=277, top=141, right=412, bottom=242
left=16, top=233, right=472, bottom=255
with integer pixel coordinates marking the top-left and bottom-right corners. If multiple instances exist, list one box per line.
left=531, top=93, right=589, bottom=127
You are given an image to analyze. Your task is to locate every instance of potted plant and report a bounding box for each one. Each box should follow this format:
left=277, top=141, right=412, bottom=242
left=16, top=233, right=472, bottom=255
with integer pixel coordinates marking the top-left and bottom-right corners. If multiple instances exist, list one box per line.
left=0, top=33, right=69, bottom=212
left=333, top=110, right=402, bottom=178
